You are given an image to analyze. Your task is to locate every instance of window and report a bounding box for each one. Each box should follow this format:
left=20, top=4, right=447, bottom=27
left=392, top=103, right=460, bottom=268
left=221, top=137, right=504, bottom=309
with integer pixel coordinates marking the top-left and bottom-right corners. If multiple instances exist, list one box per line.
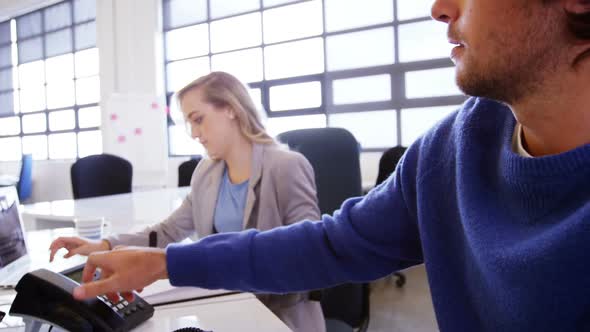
left=0, top=0, right=101, bottom=161
left=163, top=0, right=466, bottom=155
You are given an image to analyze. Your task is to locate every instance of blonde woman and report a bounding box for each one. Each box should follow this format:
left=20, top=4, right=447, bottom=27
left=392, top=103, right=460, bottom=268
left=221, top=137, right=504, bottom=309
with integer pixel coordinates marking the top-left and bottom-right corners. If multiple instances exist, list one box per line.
left=49, top=72, right=325, bottom=332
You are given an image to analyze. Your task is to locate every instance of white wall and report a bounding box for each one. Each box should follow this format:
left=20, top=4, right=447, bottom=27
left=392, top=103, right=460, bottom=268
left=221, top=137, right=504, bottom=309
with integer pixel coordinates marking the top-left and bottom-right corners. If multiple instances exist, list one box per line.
left=0, top=0, right=381, bottom=203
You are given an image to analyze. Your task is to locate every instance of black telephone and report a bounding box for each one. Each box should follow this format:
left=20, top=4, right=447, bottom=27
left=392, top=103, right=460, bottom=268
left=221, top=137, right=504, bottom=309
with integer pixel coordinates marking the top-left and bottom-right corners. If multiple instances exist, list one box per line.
left=8, top=265, right=154, bottom=332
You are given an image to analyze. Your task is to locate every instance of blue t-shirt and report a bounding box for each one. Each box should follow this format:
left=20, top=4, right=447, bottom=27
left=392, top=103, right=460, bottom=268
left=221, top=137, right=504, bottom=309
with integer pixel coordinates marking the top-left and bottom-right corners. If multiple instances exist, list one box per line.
left=168, top=97, right=590, bottom=331
left=213, top=167, right=249, bottom=233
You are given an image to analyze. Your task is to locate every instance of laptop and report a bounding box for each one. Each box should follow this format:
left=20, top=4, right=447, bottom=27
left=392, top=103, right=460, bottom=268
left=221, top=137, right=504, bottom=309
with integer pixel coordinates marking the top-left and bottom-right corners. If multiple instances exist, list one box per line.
left=0, top=187, right=27, bottom=330
left=0, top=186, right=30, bottom=289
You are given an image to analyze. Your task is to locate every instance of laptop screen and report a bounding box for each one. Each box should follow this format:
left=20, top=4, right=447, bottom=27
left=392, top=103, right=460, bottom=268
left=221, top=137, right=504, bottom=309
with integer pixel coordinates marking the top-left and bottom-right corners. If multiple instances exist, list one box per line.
left=0, top=191, right=27, bottom=269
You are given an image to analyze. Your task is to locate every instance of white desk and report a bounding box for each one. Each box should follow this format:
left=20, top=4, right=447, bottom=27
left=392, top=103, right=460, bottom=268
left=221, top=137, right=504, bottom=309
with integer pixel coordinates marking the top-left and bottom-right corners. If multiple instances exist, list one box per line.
left=1, top=293, right=290, bottom=332
left=1, top=229, right=290, bottom=331
left=22, top=187, right=191, bottom=234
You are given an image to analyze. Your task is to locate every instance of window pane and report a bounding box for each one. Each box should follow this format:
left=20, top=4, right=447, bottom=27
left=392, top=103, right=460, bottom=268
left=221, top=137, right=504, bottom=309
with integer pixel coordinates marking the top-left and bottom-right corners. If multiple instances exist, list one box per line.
left=0, top=137, right=22, bottom=161
left=74, top=0, right=96, bottom=23
left=263, top=1, right=323, bottom=44
left=18, top=37, right=43, bottom=63
left=264, top=38, right=324, bottom=80
left=263, top=0, right=299, bottom=7
left=401, top=105, right=458, bottom=146
left=0, top=46, right=12, bottom=67
left=44, top=2, right=72, bottom=31
left=75, top=48, right=99, bottom=77
left=76, top=76, right=100, bottom=104
left=0, top=116, right=20, bottom=135
left=329, top=110, right=396, bottom=148
left=22, top=113, right=46, bottom=133
left=0, top=68, right=13, bottom=91
left=49, top=109, right=75, bottom=131
left=74, top=21, right=96, bottom=51
left=165, top=24, right=209, bottom=61
left=46, top=53, right=74, bottom=83
left=23, top=135, right=48, bottom=160
left=399, top=20, right=451, bottom=62
left=47, top=81, right=75, bottom=109
left=326, top=27, right=394, bottom=71
left=397, top=0, right=432, bottom=21
left=168, top=124, right=204, bottom=155
left=20, top=87, right=46, bottom=113
left=210, top=13, right=261, bottom=53
left=270, top=81, right=321, bottom=111
left=17, top=12, right=42, bottom=39
left=266, top=114, right=326, bottom=138
left=405, top=67, right=461, bottom=98
left=166, top=57, right=210, bottom=92
left=211, top=48, right=262, bottom=83
left=325, top=0, right=393, bottom=32
left=0, top=22, right=10, bottom=45
left=0, top=92, right=14, bottom=116
left=48, top=132, right=77, bottom=159
left=78, top=130, right=102, bottom=157
left=333, top=75, right=391, bottom=105
left=210, top=0, right=259, bottom=19
left=163, top=0, right=208, bottom=29
left=46, top=28, right=73, bottom=57
left=18, top=60, right=44, bottom=88
left=78, top=106, right=101, bottom=128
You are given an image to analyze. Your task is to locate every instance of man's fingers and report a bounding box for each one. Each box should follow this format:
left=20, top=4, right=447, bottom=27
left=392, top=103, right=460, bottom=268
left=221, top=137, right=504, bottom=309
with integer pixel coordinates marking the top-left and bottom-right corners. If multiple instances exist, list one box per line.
left=121, top=291, right=135, bottom=302
left=73, top=278, right=119, bottom=300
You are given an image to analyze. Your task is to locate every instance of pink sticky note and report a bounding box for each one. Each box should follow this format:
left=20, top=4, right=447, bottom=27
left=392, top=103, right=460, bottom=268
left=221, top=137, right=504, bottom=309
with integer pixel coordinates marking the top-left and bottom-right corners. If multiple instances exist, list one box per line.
left=134, top=128, right=143, bottom=136
left=165, top=106, right=170, bottom=114
left=117, top=135, right=126, bottom=143
left=110, top=113, right=118, bottom=121
left=151, top=102, right=159, bottom=109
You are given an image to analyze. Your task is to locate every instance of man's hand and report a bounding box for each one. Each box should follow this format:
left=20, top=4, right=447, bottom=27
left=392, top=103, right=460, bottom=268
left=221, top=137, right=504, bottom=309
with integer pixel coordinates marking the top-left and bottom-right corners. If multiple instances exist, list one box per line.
left=72, top=246, right=168, bottom=302
left=49, top=236, right=111, bottom=262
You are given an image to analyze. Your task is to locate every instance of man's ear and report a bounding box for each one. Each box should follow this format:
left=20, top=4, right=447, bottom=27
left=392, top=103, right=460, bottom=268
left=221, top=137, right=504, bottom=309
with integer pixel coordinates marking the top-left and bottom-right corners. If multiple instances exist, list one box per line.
left=563, top=0, right=590, bottom=14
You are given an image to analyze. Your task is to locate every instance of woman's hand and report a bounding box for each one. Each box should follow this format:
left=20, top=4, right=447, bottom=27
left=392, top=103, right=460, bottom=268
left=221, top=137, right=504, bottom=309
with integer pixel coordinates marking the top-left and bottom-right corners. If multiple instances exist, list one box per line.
left=49, top=236, right=111, bottom=262
left=73, top=246, right=168, bottom=302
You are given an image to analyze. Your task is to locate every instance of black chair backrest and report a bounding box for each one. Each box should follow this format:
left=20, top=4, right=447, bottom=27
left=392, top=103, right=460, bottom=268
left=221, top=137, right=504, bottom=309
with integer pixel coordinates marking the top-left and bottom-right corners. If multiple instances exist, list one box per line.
left=17, top=154, right=33, bottom=201
left=71, top=154, right=133, bottom=199
left=178, top=157, right=202, bottom=187
left=375, top=146, right=407, bottom=186
left=278, top=127, right=368, bottom=329
left=277, top=127, right=362, bottom=215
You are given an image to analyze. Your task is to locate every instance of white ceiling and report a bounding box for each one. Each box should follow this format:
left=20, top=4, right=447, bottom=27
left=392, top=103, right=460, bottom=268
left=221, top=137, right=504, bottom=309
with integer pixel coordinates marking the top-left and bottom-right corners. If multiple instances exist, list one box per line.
left=0, top=0, right=64, bottom=22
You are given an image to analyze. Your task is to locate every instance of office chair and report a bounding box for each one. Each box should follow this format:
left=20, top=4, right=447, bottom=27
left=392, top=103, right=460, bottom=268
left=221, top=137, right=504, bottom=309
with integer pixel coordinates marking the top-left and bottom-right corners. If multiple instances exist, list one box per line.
left=178, top=156, right=202, bottom=187
left=16, top=154, right=33, bottom=202
left=0, top=154, right=33, bottom=202
left=277, top=127, right=369, bottom=332
left=376, top=146, right=408, bottom=288
left=70, top=154, right=133, bottom=199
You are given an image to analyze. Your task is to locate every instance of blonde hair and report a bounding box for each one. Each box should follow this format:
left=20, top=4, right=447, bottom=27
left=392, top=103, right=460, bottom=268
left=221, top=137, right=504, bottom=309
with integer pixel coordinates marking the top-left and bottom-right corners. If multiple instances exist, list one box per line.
left=177, top=71, right=274, bottom=144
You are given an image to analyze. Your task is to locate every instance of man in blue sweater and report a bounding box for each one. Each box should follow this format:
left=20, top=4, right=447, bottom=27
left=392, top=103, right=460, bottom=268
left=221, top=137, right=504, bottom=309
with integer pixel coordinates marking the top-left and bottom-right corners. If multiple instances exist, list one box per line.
left=71, top=0, right=590, bottom=330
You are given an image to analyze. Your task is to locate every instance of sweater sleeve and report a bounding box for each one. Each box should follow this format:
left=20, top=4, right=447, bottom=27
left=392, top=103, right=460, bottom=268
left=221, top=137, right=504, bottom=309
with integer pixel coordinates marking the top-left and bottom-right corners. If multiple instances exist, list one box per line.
left=167, top=150, right=423, bottom=293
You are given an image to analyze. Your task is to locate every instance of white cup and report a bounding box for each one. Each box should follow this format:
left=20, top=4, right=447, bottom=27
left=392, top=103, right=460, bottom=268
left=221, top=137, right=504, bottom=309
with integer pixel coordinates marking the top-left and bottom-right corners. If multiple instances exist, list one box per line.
left=75, top=217, right=105, bottom=240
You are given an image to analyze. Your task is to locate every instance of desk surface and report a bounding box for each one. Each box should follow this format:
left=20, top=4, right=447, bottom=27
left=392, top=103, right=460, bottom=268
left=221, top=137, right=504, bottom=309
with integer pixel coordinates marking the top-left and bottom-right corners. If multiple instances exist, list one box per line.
left=22, top=187, right=191, bottom=234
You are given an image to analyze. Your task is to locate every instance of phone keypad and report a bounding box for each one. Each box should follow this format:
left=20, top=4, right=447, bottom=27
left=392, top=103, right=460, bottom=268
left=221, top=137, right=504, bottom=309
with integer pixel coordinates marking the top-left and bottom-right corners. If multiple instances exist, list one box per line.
left=99, top=295, right=145, bottom=317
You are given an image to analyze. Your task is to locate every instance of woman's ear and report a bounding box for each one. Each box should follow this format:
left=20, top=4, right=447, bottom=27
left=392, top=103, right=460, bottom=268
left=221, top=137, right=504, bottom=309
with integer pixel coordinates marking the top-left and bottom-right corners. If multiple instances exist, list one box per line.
left=225, top=107, right=236, bottom=120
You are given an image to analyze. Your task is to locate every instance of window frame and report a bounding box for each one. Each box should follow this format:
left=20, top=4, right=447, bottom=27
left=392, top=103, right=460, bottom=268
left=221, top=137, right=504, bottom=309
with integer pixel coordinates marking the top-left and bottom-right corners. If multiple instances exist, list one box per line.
left=0, top=0, right=100, bottom=161
left=162, top=0, right=468, bottom=155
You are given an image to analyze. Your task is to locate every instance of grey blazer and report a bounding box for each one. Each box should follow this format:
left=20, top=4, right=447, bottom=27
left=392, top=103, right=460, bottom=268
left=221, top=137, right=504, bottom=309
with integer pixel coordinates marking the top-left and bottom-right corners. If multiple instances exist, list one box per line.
left=106, top=143, right=325, bottom=332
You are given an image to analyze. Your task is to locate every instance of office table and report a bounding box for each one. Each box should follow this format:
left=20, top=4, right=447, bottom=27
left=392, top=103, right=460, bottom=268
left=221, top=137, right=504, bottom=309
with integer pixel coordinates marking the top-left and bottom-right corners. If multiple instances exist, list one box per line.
left=22, top=187, right=191, bottom=234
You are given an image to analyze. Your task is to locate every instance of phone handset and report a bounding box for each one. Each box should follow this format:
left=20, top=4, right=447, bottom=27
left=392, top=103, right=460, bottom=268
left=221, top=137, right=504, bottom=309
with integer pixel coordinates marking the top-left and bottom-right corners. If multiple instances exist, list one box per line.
left=9, top=268, right=154, bottom=332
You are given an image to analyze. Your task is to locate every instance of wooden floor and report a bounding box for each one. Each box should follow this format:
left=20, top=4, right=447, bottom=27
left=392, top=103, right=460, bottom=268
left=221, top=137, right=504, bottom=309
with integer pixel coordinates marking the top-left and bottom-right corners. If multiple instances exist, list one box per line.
left=367, top=265, right=439, bottom=332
